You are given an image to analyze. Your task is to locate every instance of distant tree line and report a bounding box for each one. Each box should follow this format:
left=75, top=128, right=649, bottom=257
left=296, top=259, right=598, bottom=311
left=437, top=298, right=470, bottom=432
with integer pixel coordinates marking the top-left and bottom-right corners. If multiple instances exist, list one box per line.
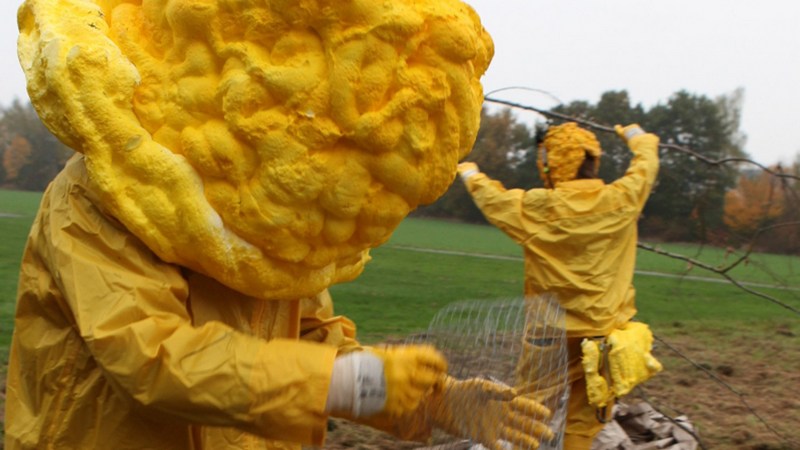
left=1, top=91, right=797, bottom=253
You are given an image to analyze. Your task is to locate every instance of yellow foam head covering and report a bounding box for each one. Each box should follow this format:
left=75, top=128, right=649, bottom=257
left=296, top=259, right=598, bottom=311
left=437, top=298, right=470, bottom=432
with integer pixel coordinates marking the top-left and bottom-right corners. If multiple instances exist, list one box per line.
left=537, top=122, right=602, bottom=187
left=18, top=0, right=494, bottom=300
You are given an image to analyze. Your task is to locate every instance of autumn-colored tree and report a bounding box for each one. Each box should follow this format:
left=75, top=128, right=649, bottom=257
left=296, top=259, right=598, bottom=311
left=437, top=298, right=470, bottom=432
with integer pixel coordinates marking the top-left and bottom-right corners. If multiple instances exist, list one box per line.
left=2, top=135, right=33, bottom=184
left=0, top=100, right=72, bottom=191
left=0, top=120, right=8, bottom=185
left=724, top=168, right=785, bottom=235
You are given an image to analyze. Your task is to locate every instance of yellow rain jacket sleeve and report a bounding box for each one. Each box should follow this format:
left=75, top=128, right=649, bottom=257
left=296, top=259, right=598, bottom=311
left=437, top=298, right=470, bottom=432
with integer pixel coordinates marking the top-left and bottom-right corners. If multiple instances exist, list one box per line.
left=462, top=133, right=659, bottom=337
left=4, top=155, right=362, bottom=449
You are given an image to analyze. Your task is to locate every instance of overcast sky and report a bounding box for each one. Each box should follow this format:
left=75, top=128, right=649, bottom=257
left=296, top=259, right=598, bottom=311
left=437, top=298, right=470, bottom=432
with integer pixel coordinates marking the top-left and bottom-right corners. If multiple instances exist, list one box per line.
left=2, top=1, right=798, bottom=166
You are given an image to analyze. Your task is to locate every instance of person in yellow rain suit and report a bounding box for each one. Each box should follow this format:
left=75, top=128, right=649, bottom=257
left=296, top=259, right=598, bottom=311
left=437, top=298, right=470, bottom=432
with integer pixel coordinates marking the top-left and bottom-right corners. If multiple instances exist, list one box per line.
left=6, top=155, right=552, bottom=450
left=458, top=122, right=662, bottom=450
left=5, top=0, right=556, bottom=448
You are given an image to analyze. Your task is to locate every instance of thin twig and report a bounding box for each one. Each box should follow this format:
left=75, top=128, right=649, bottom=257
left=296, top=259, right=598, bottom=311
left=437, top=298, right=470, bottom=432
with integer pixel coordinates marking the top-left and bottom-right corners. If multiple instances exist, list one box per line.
left=637, top=242, right=800, bottom=315
left=631, top=386, right=708, bottom=450
left=484, top=96, right=615, bottom=133
left=483, top=96, right=800, bottom=182
left=746, top=221, right=800, bottom=264
left=652, top=334, right=797, bottom=445
left=697, top=222, right=800, bottom=276
left=483, top=87, right=564, bottom=105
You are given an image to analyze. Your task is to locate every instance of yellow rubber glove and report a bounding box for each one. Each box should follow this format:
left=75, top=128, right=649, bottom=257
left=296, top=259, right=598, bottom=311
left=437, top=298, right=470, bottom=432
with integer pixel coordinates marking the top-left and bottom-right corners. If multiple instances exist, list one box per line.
left=614, top=123, right=646, bottom=141
left=457, top=162, right=480, bottom=181
left=430, top=377, right=554, bottom=450
left=366, top=345, right=448, bottom=418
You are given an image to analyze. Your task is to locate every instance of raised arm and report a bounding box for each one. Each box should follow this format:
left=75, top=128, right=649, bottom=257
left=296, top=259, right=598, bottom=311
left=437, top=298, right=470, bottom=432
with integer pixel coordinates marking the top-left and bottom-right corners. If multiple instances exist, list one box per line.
left=458, top=162, right=530, bottom=243
left=611, top=124, right=661, bottom=210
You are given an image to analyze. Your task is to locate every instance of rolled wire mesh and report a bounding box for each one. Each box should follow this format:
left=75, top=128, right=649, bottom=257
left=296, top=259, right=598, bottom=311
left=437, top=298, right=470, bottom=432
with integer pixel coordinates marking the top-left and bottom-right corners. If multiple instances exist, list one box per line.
left=407, top=295, right=569, bottom=449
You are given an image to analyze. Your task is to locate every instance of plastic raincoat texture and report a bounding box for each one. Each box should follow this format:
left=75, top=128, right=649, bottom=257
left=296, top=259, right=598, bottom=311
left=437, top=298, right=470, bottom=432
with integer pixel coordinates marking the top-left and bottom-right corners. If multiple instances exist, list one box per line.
left=461, top=131, right=659, bottom=449
left=5, top=155, right=366, bottom=449
left=461, top=133, right=659, bottom=338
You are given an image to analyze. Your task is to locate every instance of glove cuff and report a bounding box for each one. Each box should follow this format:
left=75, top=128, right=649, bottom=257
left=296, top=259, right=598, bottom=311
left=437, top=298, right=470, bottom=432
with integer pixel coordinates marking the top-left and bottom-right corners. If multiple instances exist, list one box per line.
left=326, top=352, right=387, bottom=417
left=460, top=169, right=479, bottom=180
left=354, top=352, right=387, bottom=416
left=623, top=127, right=645, bottom=140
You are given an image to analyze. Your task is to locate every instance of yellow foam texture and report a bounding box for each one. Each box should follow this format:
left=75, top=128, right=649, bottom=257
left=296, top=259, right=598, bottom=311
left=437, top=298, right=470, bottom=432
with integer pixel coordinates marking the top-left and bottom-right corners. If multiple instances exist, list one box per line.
left=580, top=338, right=613, bottom=408
left=538, top=122, right=602, bottom=186
left=607, top=322, right=663, bottom=397
left=18, top=0, right=494, bottom=299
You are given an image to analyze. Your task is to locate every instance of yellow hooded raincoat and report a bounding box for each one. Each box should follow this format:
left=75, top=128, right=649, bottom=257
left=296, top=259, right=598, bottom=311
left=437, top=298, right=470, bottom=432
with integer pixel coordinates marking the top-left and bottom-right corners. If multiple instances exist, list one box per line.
left=462, top=130, right=659, bottom=448
left=5, top=155, right=362, bottom=449
left=462, top=133, right=659, bottom=338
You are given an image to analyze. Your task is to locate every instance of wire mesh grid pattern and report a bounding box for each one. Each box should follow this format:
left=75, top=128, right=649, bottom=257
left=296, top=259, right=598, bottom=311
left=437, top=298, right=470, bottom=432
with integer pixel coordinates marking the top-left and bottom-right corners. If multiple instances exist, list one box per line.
left=408, top=295, right=569, bottom=450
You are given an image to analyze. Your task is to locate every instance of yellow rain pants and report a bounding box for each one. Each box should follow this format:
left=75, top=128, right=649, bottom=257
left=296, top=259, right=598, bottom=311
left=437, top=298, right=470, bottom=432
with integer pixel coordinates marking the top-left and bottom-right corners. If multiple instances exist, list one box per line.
left=4, top=154, right=394, bottom=449
left=462, top=131, right=660, bottom=449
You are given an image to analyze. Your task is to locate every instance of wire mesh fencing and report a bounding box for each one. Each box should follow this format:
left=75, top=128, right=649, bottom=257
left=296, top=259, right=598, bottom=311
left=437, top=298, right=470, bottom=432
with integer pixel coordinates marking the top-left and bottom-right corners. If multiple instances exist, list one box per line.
left=407, top=295, right=569, bottom=450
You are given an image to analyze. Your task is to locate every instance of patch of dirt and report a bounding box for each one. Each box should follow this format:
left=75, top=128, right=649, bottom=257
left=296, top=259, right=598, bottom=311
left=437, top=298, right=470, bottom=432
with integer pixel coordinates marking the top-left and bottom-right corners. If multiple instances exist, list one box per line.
left=631, top=324, right=800, bottom=450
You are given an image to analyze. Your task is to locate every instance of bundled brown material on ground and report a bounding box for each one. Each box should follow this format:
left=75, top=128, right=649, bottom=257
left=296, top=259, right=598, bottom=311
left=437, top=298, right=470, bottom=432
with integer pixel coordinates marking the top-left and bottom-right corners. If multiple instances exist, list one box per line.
left=591, top=402, right=698, bottom=450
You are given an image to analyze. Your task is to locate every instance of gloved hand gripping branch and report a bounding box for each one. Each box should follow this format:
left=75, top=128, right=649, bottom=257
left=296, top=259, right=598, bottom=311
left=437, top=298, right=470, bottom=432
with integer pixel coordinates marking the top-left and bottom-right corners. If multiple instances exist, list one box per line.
left=457, top=162, right=480, bottom=181
left=615, top=124, right=646, bottom=141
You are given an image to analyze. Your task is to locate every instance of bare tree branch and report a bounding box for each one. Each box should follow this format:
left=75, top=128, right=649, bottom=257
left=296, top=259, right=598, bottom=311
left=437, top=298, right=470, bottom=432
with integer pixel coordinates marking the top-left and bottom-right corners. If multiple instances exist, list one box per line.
left=638, top=242, right=800, bottom=315
left=734, top=221, right=800, bottom=273
left=483, top=96, right=800, bottom=182
left=651, top=333, right=797, bottom=446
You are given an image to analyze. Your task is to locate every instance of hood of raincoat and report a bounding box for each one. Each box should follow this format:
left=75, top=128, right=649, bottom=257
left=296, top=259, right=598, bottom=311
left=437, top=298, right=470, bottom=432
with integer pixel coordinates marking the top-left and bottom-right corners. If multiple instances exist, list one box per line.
left=17, top=0, right=494, bottom=300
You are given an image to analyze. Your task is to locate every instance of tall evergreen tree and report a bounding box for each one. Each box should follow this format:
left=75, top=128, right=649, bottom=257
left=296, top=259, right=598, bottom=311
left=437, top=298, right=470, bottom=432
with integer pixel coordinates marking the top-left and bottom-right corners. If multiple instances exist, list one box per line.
left=645, top=90, right=743, bottom=240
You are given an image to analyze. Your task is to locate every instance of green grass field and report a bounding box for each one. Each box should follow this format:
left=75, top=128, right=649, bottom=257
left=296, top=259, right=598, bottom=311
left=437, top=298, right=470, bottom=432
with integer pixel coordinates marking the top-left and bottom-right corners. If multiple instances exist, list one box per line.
left=1, top=189, right=799, bottom=348
left=0, top=190, right=44, bottom=356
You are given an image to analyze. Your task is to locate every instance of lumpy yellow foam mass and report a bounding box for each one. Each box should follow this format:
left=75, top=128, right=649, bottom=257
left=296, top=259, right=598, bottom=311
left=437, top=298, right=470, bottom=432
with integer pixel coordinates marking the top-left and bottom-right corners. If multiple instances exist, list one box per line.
left=17, top=0, right=494, bottom=299
left=539, top=122, right=602, bottom=187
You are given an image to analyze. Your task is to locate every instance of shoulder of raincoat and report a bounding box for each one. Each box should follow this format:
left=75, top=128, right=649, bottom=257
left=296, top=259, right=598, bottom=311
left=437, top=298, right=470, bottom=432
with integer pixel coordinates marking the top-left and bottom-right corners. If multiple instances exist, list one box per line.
left=462, top=133, right=660, bottom=337
left=463, top=133, right=659, bottom=238
left=4, top=154, right=368, bottom=449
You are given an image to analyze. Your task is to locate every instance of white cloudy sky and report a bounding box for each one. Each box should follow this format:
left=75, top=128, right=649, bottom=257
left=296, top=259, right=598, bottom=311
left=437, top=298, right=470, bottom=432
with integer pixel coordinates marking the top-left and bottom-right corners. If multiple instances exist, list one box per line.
left=2, top=0, right=798, bottom=165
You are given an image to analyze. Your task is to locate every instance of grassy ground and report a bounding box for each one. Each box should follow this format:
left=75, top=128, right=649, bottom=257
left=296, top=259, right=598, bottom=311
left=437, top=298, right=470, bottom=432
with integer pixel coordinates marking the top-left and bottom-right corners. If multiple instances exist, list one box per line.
left=0, top=189, right=43, bottom=446
left=1, top=191, right=799, bottom=449
left=0, top=190, right=42, bottom=365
